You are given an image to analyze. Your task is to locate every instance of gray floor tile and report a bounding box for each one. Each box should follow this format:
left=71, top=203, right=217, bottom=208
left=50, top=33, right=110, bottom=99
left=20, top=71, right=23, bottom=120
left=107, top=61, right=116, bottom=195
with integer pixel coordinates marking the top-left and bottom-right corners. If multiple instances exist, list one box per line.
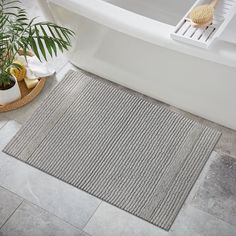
left=0, top=187, right=22, bottom=228
left=171, top=205, right=236, bottom=236
left=0, top=155, right=101, bottom=229
left=191, top=153, right=236, bottom=226
left=0, top=117, right=8, bottom=130
left=215, top=128, right=236, bottom=160
left=0, top=121, right=21, bottom=149
left=84, top=202, right=168, bottom=236
left=0, top=122, right=101, bottom=229
left=0, top=201, right=87, bottom=236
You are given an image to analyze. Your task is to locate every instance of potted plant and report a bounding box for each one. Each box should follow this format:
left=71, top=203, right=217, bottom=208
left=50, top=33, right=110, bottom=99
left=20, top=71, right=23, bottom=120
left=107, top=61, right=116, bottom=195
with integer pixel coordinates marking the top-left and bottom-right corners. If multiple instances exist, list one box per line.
left=0, top=0, right=74, bottom=105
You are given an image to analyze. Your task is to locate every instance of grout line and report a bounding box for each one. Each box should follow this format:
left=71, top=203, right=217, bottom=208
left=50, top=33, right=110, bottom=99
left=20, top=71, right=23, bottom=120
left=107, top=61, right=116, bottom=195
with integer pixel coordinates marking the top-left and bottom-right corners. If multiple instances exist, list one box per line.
left=215, top=149, right=236, bottom=160
left=0, top=198, right=95, bottom=235
left=0, top=185, right=84, bottom=232
left=0, top=119, right=9, bottom=131
left=0, top=200, right=24, bottom=230
left=82, top=201, right=103, bottom=231
left=2, top=114, right=24, bottom=126
left=5, top=119, right=24, bottom=125
left=0, top=186, right=24, bottom=203
left=185, top=151, right=236, bottom=228
left=22, top=199, right=85, bottom=231
left=82, top=230, right=93, bottom=236
left=188, top=205, right=236, bottom=228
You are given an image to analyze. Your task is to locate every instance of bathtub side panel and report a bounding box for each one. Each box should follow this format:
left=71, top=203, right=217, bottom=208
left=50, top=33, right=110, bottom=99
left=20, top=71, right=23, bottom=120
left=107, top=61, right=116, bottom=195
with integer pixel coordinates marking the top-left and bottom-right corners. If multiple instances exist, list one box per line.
left=50, top=6, right=236, bottom=130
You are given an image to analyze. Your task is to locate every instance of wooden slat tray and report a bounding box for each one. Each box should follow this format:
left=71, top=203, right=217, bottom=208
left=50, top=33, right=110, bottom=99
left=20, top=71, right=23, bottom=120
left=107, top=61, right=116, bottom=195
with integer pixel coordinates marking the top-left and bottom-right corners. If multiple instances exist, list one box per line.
left=0, top=78, right=46, bottom=112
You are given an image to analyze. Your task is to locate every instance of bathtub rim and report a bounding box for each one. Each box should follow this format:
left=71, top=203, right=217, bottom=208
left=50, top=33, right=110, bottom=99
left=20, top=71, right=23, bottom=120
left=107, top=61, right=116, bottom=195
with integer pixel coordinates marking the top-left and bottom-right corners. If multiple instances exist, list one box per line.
left=48, top=0, right=236, bottom=69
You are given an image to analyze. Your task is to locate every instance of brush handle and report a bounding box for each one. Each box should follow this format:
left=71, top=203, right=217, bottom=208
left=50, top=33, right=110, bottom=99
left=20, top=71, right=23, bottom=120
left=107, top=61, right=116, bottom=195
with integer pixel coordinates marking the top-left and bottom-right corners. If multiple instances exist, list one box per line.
left=210, top=0, right=218, bottom=8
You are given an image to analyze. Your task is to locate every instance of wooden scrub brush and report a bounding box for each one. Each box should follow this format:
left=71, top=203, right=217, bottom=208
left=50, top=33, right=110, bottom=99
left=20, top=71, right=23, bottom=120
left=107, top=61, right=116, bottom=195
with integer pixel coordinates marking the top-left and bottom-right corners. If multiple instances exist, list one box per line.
left=190, top=0, right=219, bottom=27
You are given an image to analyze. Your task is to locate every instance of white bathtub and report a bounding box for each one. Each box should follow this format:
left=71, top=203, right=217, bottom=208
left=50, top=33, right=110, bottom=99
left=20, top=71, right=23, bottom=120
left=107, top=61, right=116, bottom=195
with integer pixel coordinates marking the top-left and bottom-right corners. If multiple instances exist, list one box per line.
left=42, top=0, right=236, bottom=130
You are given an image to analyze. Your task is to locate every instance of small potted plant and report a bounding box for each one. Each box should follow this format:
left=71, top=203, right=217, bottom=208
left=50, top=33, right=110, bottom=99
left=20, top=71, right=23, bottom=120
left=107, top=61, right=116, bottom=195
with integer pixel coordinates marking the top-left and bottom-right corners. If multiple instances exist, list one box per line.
left=0, top=0, right=74, bottom=105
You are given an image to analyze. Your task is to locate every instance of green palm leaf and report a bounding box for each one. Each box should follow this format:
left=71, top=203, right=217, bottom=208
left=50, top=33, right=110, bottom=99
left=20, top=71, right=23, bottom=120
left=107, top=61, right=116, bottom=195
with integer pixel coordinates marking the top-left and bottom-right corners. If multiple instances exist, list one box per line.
left=0, top=0, right=74, bottom=88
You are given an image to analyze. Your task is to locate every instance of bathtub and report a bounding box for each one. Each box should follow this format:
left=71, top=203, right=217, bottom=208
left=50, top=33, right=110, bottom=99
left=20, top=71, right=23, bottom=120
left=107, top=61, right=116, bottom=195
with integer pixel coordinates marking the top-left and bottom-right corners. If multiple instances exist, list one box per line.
left=41, top=0, right=236, bottom=130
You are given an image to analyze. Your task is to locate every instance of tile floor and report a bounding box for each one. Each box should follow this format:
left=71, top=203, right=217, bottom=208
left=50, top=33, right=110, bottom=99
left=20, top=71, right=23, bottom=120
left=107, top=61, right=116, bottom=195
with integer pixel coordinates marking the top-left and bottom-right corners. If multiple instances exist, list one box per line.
left=0, top=1, right=236, bottom=235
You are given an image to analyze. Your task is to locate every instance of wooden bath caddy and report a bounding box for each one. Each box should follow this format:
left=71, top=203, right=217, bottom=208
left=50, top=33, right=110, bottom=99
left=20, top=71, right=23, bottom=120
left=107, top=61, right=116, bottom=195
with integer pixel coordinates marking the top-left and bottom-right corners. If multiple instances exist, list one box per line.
left=0, top=77, right=46, bottom=112
left=0, top=50, right=47, bottom=112
left=171, top=0, right=236, bottom=48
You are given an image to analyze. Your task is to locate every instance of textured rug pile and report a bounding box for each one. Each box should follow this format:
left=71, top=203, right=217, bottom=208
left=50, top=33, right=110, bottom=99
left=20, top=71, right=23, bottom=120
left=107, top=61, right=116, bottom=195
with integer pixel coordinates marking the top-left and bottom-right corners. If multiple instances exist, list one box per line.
left=4, top=70, right=221, bottom=230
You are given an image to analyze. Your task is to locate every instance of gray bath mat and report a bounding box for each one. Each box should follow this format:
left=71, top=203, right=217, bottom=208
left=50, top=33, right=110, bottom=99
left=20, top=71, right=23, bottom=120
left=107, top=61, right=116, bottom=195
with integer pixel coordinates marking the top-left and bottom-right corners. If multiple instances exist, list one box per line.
left=4, top=70, right=221, bottom=230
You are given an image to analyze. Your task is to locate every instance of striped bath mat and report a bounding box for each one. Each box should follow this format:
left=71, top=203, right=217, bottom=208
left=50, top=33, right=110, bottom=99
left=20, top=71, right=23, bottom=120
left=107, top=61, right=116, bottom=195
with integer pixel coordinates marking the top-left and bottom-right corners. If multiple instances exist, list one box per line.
left=4, top=70, right=221, bottom=230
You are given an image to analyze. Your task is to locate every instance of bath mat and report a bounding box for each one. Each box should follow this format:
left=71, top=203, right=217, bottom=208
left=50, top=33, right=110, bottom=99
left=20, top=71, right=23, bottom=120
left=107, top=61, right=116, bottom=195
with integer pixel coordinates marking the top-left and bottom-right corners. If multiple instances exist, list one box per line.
left=3, top=70, right=221, bottom=230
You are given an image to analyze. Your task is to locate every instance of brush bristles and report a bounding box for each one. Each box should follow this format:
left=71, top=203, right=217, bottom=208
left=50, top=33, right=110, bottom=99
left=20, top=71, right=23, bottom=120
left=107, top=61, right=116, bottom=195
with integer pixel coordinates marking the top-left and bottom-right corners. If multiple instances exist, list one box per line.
left=190, top=5, right=214, bottom=25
